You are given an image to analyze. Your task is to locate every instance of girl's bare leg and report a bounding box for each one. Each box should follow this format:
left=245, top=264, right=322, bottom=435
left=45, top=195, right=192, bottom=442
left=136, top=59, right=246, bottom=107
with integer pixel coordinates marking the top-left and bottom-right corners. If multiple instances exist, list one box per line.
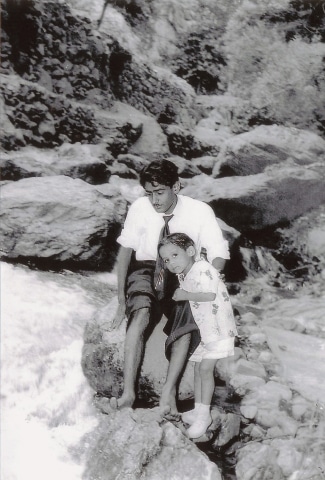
left=199, top=358, right=217, bottom=406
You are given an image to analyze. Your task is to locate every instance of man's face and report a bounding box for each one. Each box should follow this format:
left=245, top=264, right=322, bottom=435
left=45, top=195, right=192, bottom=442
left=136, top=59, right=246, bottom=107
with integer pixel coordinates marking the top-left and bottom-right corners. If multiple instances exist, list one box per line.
left=144, top=181, right=177, bottom=214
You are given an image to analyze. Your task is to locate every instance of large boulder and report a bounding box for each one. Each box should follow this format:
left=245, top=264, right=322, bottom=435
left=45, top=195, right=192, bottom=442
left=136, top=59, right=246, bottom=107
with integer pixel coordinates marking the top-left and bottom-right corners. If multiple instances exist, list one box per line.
left=84, top=408, right=222, bottom=480
left=82, top=297, right=195, bottom=401
left=104, top=102, right=170, bottom=156
left=214, top=125, right=325, bottom=177
left=181, top=162, right=325, bottom=231
left=0, top=143, right=112, bottom=183
left=0, top=175, right=126, bottom=269
left=161, top=124, right=220, bottom=159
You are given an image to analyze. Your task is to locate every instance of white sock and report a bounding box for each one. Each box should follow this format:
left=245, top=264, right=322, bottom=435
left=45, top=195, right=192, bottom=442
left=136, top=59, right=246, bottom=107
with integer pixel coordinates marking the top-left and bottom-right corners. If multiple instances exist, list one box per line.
left=199, top=404, right=210, bottom=416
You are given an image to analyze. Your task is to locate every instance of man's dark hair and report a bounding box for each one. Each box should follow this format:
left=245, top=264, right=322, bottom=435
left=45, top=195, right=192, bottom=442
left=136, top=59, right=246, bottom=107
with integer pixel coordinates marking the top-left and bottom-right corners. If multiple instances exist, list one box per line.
left=139, top=160, right=179, bottom=188
left=158, top=233, right=195, bottom=253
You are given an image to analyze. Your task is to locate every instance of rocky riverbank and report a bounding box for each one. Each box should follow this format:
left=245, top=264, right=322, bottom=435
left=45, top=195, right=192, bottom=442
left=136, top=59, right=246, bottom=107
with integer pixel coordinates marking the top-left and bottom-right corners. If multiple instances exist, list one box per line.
left=1, top=1, right=325, bottom=479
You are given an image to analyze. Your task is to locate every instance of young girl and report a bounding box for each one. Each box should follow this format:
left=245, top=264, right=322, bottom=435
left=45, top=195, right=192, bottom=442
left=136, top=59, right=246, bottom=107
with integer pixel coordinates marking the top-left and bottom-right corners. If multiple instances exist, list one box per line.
left=158, top=232, right=237, bottom=439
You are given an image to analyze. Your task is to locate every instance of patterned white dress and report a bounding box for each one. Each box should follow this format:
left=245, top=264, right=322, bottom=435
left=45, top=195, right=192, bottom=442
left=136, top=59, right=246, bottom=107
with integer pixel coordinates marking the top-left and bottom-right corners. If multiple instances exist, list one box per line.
left=178, top=259, right=237, bottom=361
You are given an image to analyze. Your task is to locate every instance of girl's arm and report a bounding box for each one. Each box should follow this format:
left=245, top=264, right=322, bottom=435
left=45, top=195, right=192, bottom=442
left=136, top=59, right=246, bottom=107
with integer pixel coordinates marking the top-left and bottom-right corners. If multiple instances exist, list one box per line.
left=172, top=288, right=216, bottom=302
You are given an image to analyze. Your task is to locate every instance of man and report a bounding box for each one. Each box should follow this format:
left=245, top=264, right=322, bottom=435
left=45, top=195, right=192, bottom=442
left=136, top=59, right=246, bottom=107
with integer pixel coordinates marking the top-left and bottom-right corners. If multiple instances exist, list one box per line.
left=110, top=159, right=229, bottom=416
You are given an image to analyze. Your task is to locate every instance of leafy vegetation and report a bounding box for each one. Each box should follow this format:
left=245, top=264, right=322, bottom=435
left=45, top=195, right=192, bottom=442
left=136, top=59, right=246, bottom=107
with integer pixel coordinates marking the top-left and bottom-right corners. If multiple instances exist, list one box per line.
left=222, top=0, right=325, bottom=135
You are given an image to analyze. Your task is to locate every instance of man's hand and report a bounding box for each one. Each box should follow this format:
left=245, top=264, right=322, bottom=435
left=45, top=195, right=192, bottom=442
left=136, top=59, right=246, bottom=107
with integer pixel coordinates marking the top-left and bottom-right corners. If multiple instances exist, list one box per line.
left=109, top=301, right=126, bottom=331
left=172, top=288, right=189, bottom=302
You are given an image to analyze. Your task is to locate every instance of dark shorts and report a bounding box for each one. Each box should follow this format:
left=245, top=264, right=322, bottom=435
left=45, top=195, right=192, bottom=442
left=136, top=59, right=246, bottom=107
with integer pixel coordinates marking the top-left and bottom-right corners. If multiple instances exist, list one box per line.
left=126, top=259, right=200, bottom=360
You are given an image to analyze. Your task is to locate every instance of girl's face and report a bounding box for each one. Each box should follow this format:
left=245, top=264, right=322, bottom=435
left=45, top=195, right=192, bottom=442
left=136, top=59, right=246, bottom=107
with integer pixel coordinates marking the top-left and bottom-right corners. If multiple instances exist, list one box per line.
left=159, top=243, right=194, bottom=275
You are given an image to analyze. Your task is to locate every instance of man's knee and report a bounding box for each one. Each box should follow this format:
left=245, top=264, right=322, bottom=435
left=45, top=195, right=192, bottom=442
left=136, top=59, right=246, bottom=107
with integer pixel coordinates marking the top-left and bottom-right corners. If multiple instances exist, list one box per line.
left=128, top=307, right=150, bottom=334
left=175, top=332, right=191, bottom=347
left=170, top=332, right=191, bottom=356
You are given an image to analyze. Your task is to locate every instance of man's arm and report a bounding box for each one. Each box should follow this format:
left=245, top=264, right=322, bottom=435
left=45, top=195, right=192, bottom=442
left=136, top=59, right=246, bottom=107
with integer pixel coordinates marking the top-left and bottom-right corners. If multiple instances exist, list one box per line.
left=110, top=246, right=133, bottom=330
left=212, top=257, right=226, bottom=272
left=198, top=202, right=230, bottom=266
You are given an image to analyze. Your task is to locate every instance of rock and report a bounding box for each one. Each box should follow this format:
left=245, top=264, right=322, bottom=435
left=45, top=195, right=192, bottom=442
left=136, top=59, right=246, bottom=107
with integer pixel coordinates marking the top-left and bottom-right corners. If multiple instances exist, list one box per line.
left=264, top=327, right=325, bottom=402
left=117, top=153, right=149, bottom=173
left=236, top=443, right=283, bottom=480
left=94, top=183, right=121, bottom=198
left=82, top=297, right=195, bottom=401
left=119, top=62, right=198, bottom=129
left=212, top=413, right=241, bottom=448
left=235, top=359, right=267, bottom=379
left=276, top=412, right=298, bottom=437
left=162, top=124, right=219, bottom=159
left=100, top=101, right=170, bottom=156
left=0, top=176, right=123, bottom=269
left=257, top=351, right=273, bottom=364
left=215, top=125, right=325, bottom=177
left=181, top=162, right=325, bottom=231
left=263, top=296, right=325, bottom=337
left=243, top=424, right=266, bottom=439
left=54, top=77, right=74, bottom=96
left=38, top=118, right=56, bottom=137
left=37, top=67, right=54, bottom=91
left=291, top=395, right=310, bottom=420
left=0, top=143, right=112, bottom=184
left=247, top=332, right=267, bottom=345
left=168, top=155, right=202, bottom=178
left=142, top=421, right=222, bottom=480
left=252, top=381, right=292, bottom=405
left=240, top=312, right=259, bottom=325
left=240, top=405, right=257, bottom=420
left=108, top=176, right=145, bottom=204
left=191, top=125, right=232, bottom=155
left=240, top=380, right=295, bottom=427
left=0, top=97, right=26, bottom=150
left=195, top=94, right=239, bottom=125
left=109, top=160, right=138, bottom=179
left=229, top=374, right=265, bottom=396
left=273, top=440, right=303, bottom=477
left=214, top=347, right=244, bottom=382
left=307, top=225, right=325, bottom=260
left=256, top=409, right=296, bottom=432
left=191, top=155, right=219, bottom=175
left=83, top=408, right=163, bottom=479
left=1, top=74, right=100, bottom=148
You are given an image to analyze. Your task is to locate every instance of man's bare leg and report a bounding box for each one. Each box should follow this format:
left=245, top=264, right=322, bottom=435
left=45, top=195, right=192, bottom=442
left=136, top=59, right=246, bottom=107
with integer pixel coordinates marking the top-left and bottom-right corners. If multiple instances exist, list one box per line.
left=160, top=333, right=191, bottom=418
left=113, top=307, right=150, bottom=408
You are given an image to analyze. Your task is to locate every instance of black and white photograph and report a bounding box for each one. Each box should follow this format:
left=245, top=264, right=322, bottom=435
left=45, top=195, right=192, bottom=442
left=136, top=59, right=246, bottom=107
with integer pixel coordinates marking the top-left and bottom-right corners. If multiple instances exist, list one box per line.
left=1, top=1, right=325, bottom=479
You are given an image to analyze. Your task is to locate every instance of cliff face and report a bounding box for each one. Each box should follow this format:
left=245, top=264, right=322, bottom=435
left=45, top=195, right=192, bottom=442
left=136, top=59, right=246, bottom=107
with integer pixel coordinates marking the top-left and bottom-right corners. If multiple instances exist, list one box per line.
left=65, top=0, right=325, bottom=134
left=2, top=0, right=325, bottom=140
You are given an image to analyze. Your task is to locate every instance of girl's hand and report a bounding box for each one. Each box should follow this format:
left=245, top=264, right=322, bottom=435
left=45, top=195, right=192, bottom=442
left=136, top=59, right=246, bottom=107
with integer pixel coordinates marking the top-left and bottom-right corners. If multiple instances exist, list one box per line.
left=172, top=288, right=189, bottom=301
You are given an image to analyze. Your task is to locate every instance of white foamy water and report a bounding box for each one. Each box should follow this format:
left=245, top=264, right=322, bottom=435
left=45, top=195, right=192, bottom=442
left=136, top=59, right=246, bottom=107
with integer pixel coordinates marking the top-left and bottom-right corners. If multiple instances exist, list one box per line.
left=0, top=262, right=114, bottom=480
left=2, top=260, right=325, bottom=480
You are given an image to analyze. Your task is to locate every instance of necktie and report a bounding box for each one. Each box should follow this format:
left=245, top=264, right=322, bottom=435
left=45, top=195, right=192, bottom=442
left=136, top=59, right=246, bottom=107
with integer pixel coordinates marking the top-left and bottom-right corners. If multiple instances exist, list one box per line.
left=154, top=214, right=173, bottom=298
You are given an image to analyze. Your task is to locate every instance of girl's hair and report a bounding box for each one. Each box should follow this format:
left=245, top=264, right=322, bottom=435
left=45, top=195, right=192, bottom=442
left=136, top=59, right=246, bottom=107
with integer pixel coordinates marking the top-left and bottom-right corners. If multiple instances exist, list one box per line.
left=158, top=232, right=195, bottom=253
left=139, top=159, right=179, bottom=188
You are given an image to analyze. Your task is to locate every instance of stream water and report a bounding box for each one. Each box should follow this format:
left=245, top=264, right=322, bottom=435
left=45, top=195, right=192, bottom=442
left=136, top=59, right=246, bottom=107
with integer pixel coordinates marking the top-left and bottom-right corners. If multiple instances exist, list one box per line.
left=1, top=260, right=325, bottom=479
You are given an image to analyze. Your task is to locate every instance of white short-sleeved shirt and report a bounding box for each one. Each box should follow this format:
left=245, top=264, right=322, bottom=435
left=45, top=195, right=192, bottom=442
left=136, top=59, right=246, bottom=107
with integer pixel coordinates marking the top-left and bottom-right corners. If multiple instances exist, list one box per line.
left=117, top=195, right=229, bottom=262
left=178, top=259, right=237, bottom=344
